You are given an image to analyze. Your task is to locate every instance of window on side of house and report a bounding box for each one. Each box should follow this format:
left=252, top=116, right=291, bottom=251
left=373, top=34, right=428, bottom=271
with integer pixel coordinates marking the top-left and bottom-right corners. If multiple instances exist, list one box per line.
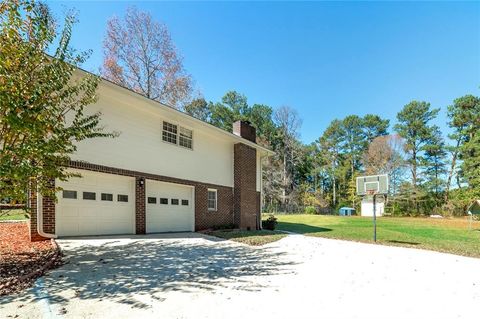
left=162, top=121, right=178, bottom=145
left=171, top=199, right=179, bottom=205
left=179, top=126, right=193, bottom=149
left=148, top=197, right=157, bottom=204
left=207, top=189, right=217, bottom=211
left=160, top=198, right=168, bottom=204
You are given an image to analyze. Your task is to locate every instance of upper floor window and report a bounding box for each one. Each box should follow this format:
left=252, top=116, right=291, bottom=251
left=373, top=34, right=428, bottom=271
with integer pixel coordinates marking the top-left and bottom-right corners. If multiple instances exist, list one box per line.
left=162, top=121, right=193, bottom=150
left=179, top=127, right=193, bottom=149
left=162, top=121, right=178, bottom=145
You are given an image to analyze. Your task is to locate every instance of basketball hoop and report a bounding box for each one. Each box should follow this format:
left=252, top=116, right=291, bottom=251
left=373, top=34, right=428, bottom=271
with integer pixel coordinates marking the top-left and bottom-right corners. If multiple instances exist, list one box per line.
left=356, top=174, right=389, bottom=243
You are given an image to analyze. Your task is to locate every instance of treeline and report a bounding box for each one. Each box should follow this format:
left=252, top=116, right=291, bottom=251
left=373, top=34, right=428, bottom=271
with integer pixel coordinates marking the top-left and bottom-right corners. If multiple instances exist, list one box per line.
left=81, top=3, right=480, bottom=216
left=4, top=2, right=477, bottom=217
left=185, top=92, right=480, bottom=216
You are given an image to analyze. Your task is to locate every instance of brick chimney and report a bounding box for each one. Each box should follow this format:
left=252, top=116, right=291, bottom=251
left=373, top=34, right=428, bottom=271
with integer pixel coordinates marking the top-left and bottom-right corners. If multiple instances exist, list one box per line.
left=233, top=143, right=258, bottom=230
left=233, top=120, right=256, bottom=143
left=232, top=120, right=260, bottom=230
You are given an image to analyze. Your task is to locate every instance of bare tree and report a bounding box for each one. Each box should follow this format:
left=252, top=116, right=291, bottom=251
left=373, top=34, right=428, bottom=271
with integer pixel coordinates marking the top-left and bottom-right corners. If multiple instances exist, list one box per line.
left=102, top=7, right=193, bottom=108
left=273, top=106, right=302, bottom=204
left=363, top=135, right=394, bottom=175
left=362, top=134, right=406, bottom=196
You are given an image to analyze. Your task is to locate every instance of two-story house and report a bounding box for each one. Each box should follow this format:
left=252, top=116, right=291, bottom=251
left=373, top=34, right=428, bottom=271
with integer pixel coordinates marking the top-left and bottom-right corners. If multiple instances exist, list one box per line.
left=29, top=71, right=273, bottom=240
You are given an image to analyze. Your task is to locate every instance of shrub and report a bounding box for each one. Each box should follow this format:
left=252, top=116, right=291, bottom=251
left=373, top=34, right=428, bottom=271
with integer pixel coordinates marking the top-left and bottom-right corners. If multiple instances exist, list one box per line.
left=304, top=206, right=317, bottom=214
left=262, top=215, right=278, bottom=230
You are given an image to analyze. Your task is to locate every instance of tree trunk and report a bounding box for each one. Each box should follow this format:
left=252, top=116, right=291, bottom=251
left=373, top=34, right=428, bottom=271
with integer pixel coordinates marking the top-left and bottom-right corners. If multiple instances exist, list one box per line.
left=445, top=140, right=460, bottom=203
left=412, top=148, right=419, bottom=214
left=282, top=152, right=287, bottom=205
left=351, top=158, right=355, bottom=208
left=332, top=176, right=336, bottom=207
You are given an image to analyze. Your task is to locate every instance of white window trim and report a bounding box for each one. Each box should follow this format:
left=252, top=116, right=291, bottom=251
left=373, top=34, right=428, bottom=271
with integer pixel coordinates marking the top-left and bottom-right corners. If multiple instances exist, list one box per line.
left=161, top=120, right=194, bottom=151
left=207, top=188, right=217, bottom=211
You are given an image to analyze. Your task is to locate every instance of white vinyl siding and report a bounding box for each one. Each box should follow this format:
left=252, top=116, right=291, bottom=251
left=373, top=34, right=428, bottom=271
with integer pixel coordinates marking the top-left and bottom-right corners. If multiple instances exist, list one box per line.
left=207, top=189, right=217, bottom=211
left=72, top=83, right=236, bottom=188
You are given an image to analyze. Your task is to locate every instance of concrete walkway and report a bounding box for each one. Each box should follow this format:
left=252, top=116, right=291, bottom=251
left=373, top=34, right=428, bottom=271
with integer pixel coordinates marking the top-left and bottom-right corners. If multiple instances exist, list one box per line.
left=1, top=233, right=479, bottom=318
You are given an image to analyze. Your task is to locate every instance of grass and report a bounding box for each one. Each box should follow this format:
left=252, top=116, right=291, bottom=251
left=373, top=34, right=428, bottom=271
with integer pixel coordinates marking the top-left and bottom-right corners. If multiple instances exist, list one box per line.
left=0, top=209, right=27, bottom=221
left=208, top=230, right=287, bottom=246
left=274, top=214, right=480, bottom=258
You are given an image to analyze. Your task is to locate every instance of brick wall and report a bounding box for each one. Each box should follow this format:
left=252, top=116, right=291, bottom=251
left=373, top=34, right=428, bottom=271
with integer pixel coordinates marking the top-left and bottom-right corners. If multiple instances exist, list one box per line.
left=234, top=143, right=259, bottom=230
left=194, top=184, right=234, bottom=229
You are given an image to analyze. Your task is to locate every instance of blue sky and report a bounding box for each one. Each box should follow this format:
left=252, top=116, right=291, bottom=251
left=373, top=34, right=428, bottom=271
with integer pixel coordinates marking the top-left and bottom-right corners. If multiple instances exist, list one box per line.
left=46, top=1, right=480, bottom=144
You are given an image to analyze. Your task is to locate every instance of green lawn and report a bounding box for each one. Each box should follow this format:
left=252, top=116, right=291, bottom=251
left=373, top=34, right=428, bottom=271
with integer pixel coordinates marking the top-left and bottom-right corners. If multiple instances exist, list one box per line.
left=208, top=230, right=287, bottom=246
left=275, top=214, right=480, bottom=258
left=0, top=209, right=28, bottom=221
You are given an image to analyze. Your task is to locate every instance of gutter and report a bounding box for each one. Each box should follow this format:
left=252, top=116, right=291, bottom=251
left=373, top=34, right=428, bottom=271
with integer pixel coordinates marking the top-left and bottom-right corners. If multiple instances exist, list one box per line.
left=258, top=154, right=267, bottom=231
left=36, top=189, right=57, bottom=239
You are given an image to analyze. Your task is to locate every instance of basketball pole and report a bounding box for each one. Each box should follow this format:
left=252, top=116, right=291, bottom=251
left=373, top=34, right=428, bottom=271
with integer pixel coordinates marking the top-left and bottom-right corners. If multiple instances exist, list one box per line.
left=373, top=194, right=377, bottom=242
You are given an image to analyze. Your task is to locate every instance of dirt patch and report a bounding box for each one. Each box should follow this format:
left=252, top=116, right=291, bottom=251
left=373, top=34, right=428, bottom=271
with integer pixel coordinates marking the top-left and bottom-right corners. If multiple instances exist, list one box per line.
left=0, top=222, right=62, bottom=295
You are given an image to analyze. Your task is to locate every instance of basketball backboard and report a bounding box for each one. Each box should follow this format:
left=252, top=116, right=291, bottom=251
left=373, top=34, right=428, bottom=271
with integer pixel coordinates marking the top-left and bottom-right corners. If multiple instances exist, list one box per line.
left=356, top=174, right=389, bottom=196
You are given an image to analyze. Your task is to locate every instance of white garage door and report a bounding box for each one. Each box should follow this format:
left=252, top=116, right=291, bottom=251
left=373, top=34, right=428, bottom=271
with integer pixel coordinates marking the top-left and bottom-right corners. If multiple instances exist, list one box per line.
left=56, top=169, right=135, bottom=237
left=146, top=180, right=194, bottom=233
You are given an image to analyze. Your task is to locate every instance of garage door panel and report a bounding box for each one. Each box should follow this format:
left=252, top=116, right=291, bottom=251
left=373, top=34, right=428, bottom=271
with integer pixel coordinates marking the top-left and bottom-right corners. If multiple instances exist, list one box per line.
left=56, top=170, right=135, bottom=237
left=59, top=222, right=79, bottom=236
left=146, top=180, right=194, bottom=233
left=98, top=222, right=131, bottom=235
left=60, top=206, right=80, bottom=218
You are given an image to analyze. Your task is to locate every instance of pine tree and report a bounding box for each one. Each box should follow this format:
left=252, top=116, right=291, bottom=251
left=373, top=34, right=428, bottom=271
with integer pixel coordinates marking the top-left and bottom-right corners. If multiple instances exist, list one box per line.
left=394, top=101, right=440, bottom=213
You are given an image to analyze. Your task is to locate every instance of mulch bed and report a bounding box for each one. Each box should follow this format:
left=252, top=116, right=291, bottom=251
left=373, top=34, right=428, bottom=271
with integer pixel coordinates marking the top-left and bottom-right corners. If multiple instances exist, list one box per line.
left=0, top=222, right=62, bottom=295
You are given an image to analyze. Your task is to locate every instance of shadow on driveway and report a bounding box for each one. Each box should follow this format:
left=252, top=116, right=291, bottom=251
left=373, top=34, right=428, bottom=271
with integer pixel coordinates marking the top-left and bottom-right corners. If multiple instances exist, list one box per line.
left=3, top=233, right=296, bottom=309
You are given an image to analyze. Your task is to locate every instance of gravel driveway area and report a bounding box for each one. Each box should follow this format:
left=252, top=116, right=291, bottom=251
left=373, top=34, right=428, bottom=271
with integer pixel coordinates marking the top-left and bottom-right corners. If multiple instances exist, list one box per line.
left=1, top=233, right=479, bottom=319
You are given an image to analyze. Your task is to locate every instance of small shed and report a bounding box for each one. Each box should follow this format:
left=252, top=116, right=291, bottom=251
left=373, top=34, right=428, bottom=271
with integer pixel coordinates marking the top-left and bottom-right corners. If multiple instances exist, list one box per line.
left=339, top=207, right=356, bottom=216
left=467, top=200, right=480, bottom=215
left=361, top=197, right=385, bottom=217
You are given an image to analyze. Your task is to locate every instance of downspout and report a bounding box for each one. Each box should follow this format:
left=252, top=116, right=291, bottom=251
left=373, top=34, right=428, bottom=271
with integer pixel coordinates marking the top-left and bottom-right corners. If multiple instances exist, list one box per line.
left=36, top=189, right=57, bottom=239
left=258, top=155, right=265, bottom=230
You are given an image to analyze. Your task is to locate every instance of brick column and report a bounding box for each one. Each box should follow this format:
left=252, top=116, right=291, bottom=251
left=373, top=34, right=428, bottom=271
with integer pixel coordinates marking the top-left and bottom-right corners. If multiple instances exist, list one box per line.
left=135, top=177, right=146, bottom=234
left=29, top=179, right=56, bottom=241
left=234, top=143, right=258, bottom=230
left=194, top=184, right=208, bottom=230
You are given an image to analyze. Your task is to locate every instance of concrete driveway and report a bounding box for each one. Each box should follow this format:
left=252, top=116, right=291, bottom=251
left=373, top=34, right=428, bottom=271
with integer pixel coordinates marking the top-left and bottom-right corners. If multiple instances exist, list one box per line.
left=1, top=233, right=479, bottom=319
